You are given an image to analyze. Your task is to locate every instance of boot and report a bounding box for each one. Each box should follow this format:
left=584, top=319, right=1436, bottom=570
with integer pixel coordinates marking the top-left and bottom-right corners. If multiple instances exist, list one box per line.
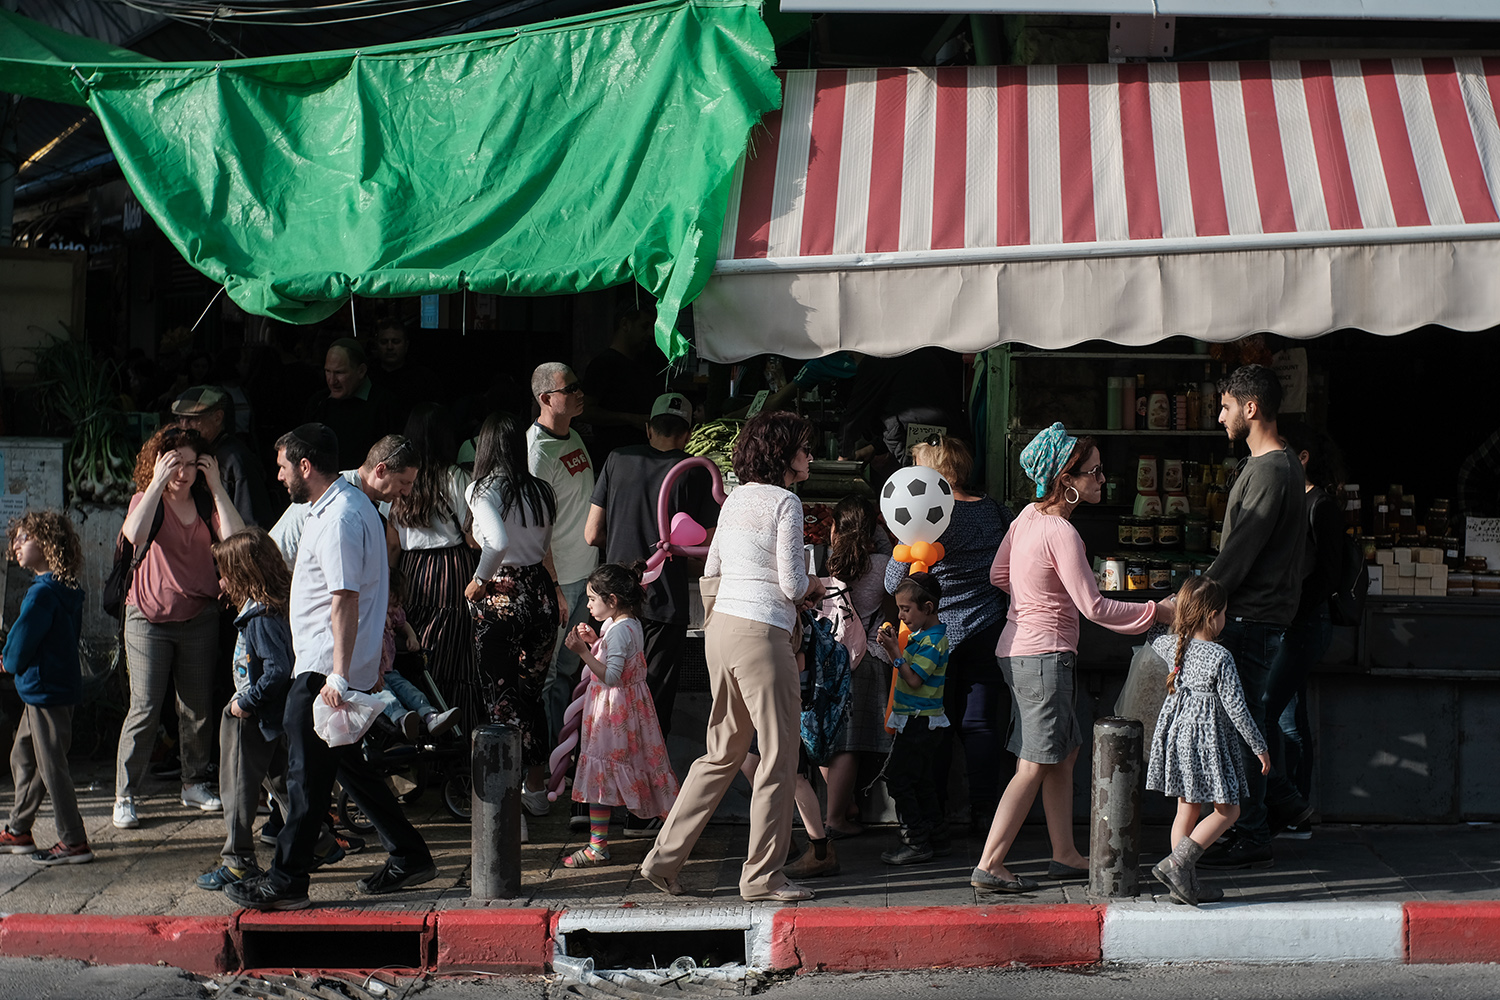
left=881, top=826, right=935, bottom=866
left=1151, top=837, right=1204, bottom=906
left=785, top=838, right=840, bottom=879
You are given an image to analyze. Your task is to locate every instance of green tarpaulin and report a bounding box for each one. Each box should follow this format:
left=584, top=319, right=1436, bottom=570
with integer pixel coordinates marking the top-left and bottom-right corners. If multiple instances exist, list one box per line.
left=0, top=1, right=781, bottom=360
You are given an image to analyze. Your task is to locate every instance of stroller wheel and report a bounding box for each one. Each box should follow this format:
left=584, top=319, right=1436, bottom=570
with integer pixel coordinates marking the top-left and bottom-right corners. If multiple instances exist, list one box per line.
left=443, top=772, right=472, bottom=821
left=338, top=788, right=377, bottom=834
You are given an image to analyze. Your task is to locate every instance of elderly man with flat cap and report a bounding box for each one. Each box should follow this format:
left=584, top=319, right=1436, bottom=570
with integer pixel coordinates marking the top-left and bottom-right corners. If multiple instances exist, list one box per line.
left=173, top=385, right=273, bottom=527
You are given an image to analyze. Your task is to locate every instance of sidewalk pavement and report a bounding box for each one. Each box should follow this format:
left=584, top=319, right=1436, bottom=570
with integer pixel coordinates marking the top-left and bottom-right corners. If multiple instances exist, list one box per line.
left=1, top=760, right=1498, bottom=974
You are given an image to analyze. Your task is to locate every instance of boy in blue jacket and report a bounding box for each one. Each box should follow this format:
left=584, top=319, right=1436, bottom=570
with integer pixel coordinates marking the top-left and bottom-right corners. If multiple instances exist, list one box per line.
left=0, top=511, right=91, bottom=865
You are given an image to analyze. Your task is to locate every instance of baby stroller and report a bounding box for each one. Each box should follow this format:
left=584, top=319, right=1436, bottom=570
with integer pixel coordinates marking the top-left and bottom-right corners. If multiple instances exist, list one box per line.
left=335, top=647, right=471, bottom=832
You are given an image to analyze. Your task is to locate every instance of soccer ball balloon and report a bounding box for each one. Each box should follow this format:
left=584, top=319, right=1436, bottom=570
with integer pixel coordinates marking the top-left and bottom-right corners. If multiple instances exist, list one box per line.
left=879, top=466, right=954, bottom=546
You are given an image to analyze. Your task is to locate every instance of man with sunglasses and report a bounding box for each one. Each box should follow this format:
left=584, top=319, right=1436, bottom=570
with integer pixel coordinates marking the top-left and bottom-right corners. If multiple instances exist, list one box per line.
left=527, top=364, right=599, bottom=818
left=269, top=435, right=418, bottom=569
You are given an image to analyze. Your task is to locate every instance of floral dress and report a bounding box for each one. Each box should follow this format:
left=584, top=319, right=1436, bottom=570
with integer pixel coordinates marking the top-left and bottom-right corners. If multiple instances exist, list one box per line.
left=1146, top=630, right=1268, bottom=805
left=571, top=617, right=679, bottom=819
left=470, top=563, right=559, bottom=768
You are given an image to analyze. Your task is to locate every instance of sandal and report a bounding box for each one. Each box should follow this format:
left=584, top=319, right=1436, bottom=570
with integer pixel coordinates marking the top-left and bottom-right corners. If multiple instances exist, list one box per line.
left=563, top=846, right=610, bottom=869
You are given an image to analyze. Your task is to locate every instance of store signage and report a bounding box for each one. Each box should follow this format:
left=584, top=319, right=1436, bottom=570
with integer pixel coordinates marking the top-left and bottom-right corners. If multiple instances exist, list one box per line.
left=1271, top=348, right=1308, bottom=415
left=420, top=295, right=439, bottom=329
left=776, top=0, right=1500, bottom=16
left=906, top=422, right=947, bottom=451
left=1465, top=517, right=1500, bottom=571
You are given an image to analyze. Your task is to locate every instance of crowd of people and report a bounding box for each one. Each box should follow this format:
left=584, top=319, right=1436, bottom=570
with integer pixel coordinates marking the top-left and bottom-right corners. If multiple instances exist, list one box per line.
left=0, top=347, right=1339, bottom=909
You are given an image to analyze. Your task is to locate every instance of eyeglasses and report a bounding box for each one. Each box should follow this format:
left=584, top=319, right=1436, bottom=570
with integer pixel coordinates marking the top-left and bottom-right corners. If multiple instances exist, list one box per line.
left=1080, top=464, right=1105, bottom=479
left=379, top=438, right=416, bottom=466
left=546, top=382, right=584, bottom=397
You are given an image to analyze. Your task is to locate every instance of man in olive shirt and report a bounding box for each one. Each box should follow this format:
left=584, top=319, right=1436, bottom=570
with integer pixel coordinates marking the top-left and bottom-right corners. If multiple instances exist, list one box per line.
left=1200, top=364, right=1308, bottom=871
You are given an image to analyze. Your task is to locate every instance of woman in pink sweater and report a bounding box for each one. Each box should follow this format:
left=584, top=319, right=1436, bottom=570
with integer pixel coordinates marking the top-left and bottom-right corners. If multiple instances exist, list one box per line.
left=971, top=424, right=1173, bottom=894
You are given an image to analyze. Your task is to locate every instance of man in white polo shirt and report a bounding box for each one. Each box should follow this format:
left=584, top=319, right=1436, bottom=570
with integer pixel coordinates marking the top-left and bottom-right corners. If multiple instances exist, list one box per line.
left=227, top=424, right=434, bottom=911
left=529, top=364, right=599, bottom=782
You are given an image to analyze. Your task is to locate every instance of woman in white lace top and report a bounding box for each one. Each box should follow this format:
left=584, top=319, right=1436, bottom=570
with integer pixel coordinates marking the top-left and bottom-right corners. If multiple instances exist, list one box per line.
left=641, top=411, right=825, bottom=903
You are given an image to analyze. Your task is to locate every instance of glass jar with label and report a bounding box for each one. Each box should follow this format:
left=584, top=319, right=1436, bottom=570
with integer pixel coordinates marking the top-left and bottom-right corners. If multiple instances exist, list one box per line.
left=1184, top=514, right=1209, bottom=553
left=1164, top=492, right=1191, bottom=516
left=1170, top=561, right=1193, bottom=592
left=1162, top=458, right=1184, bottom=492
left=1147, top=391, right=1170, bottom=430
left=1133, top=519, right=1156, bottom=550
left=1154, top=515, right=1182, bottom=549
left=1148, top=560, right=1172, bottom=590
left=1117, top=515, right=1137, bottom=549
left=1427, top=498, right=1451, bottom=539
left=1133, top=492, right=1163, bottom=518
left=1126, top=561, right=1149, bottom=590
left=1342, top=483, right=1362, bottom=533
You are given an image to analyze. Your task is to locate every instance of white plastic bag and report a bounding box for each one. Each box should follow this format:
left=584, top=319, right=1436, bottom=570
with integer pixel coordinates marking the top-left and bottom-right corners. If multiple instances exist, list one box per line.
left=312, top=690, right=384, bottom=747
left=1114, top=642, right=1171, bottom=751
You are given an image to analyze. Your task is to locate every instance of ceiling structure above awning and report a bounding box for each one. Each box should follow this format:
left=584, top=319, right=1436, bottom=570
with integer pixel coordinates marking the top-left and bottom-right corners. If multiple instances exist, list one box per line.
left=692, top=57, right=1500, bottom=362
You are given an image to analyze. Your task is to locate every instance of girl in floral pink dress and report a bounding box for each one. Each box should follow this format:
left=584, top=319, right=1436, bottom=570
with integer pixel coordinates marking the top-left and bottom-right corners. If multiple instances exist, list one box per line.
left=561, top=562, right=679, bottom=868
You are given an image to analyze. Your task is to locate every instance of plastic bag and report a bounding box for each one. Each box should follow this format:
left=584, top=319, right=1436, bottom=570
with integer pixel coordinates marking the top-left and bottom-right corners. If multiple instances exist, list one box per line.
left=1114, top=642, right=1171, bottom=751
left=312, top=690, right=384, bottom=747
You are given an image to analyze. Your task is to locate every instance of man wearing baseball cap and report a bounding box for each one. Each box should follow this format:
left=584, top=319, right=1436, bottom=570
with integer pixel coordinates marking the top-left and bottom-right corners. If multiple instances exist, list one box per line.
left=585, top=392, right=718, bottom=806
left=173, top=385, right=273, bottom=527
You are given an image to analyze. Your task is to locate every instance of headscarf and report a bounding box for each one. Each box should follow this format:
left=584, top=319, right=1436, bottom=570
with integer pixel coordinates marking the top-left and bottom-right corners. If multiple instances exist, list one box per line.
left=1019, top=422, right=1078, bottom=499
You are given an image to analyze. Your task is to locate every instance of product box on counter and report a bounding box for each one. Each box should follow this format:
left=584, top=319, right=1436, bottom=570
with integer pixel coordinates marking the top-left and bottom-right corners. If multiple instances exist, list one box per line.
left=1372, top=547, right=1448, bottom=596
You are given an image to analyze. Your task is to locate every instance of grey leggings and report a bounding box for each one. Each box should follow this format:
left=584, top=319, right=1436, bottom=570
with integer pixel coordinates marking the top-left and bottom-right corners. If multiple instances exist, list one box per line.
left=116, top=605, right=219, bottom=796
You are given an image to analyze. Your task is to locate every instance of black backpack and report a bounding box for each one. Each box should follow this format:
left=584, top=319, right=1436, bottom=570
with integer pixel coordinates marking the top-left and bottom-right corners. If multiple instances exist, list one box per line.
left=102, top=490, right=217, bottom=621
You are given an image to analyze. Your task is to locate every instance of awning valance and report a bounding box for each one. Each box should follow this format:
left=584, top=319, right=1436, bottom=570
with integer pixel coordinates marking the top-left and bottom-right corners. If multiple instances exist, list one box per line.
left=693, top=58, right=1500, bottom=362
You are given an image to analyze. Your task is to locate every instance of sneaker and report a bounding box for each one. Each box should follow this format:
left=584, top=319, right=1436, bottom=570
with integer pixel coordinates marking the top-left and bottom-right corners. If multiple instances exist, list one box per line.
left=335, top=832, right=366, bottom=855
left=225, top=874, right=310, bottom=911
left=521, top=788, right=551, bottom=817
left=30, top=841, right=93, bottom=866
left=1268, top=796, right=1315, bottom=831
left=257, top=821, right=281, bottom=847
left=181, top=783, right=223, bottom=812
left=880, top=841, right=935, bottom=866
left=1196, top=839, right=1274, bottom=870
left=622, top=816, right=663, bottom=840
left=113, top=796, right=140, bottom=829
left=0, top=827, right=36, bottom=854
left=150, top=759, right=182, bottom=780
left=399, top=711, right=421, bottom=742
left=309, top=842, right=347, bottom=870
left=356, top=859, right=438, bottom=895
left=1276, top=821, right=1313, bottom=841
left=423, top=708, right=459, bottom=737
left=569, top=800, right=590, bottom=831
left=197, top=863, right=261, bottom=890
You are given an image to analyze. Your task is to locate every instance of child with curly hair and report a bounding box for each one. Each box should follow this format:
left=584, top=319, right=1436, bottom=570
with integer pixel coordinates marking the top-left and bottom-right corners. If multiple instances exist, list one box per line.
left=0, top=511, right=91, bottom=865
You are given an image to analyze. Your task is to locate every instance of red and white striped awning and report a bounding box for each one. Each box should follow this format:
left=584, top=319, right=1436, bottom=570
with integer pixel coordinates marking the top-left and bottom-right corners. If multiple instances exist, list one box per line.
left=693, top=59, right=1500, bottom=362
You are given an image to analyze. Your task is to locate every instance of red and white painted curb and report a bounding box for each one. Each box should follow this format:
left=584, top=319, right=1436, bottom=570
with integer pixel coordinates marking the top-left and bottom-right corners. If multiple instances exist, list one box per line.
left=3, top=901, right=1499, bottom=974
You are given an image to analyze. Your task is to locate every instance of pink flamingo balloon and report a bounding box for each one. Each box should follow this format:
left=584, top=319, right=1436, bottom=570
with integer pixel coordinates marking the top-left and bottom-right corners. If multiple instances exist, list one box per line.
left=546, top=455, right=728, bottom=800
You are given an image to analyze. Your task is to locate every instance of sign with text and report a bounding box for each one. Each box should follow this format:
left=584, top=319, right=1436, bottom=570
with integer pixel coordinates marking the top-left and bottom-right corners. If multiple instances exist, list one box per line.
left=1466, top=517, right=1500, bottom=571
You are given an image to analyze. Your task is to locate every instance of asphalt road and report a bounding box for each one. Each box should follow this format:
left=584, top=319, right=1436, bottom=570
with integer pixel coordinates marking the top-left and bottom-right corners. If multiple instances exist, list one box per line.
left=5, top=961, right=1500, bottom=1000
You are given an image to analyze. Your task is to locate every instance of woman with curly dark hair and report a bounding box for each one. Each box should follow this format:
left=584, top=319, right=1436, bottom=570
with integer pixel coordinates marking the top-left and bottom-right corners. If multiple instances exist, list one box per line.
left=390, top=404, right=478, bottom=730
left=642, top=411, right=826, bottom=902
left=113, top=425, right=245, bottom=830
left=0, top=510, right=91, bottom=864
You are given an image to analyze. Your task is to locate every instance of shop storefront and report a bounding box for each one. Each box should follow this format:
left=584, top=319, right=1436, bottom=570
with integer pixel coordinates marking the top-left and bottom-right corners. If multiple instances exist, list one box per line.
left=691, top=57, right=1500, bottom=821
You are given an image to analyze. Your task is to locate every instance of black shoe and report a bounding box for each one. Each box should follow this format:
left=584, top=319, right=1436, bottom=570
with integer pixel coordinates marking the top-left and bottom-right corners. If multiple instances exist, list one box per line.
left=225, top=874, right=310, bottom=911
left=1268, top=796, right=1315, bottom=830
left=1275, top=821, right=1313, bottom=841
left=357, top=859, right=438, bottom=895
left=569, top=800, right=591, bottom=832
left=622, top=816, right=663, bottom=839
left=1196, top=839, right=1274, bottom=870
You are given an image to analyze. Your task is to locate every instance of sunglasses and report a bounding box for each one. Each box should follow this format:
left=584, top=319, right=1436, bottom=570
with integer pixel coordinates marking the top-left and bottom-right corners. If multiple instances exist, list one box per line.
left=546, top=382, right=584, bottom=397
left=923, top=433, right=944, bottom=447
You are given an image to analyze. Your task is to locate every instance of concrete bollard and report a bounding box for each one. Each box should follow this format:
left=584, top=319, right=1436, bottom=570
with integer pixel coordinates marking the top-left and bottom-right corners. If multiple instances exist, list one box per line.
left=1089, top=716, right=1144, bottom=898
left=471, top=723, right=523, bottom=900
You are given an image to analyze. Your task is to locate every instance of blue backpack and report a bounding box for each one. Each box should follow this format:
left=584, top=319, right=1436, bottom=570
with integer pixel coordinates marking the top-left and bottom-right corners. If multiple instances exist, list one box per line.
left=799, top=608, right=852, bottom=766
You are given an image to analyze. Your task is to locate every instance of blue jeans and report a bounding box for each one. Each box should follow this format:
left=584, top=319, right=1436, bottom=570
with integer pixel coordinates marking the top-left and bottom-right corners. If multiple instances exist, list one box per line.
left=1265, top=608, right=1331, bottom=806
left=375, top=672, right=437, bottom=723
left=543, top=578, right=594, bottom=745
left=1217, top=619, right=1286, bottom=847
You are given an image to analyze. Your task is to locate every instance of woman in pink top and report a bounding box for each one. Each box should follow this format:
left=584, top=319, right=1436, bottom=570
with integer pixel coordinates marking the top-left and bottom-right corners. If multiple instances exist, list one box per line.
left=971, top=424, right=1172, bottom=895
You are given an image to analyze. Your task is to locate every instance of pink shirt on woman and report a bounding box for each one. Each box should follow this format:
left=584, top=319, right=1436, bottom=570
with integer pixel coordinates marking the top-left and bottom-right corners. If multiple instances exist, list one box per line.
left=992, top=503, right=1156, bottom=657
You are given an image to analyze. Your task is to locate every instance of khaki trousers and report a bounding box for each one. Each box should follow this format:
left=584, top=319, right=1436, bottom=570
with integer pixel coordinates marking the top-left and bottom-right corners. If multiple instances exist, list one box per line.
left=643, top=612, right=801, bottom=895
left=10, top=704, right=85, bottom=847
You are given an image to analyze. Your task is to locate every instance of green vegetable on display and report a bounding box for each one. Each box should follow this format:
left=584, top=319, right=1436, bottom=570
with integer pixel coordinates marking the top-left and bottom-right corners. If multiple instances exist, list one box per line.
left=25, top=333, right=134, bottom=505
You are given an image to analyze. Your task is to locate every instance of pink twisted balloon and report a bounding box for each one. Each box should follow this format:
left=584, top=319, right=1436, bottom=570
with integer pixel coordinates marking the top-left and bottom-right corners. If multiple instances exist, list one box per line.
left=640, top=457, right=728, bottom=585
left=547, top=672, right=592, bottom=801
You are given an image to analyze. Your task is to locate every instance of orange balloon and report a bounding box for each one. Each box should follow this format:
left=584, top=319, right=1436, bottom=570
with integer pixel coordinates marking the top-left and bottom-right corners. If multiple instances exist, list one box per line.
left=910, top=561, right=929, bottom=574
left=893, top=544, right=912, bottom=563
left=930, top=542, right=945, bottom=563
left=910, top=540, right=933, bottom=564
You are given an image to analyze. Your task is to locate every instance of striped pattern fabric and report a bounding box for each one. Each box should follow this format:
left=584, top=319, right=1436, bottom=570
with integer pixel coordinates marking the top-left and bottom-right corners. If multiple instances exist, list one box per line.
left=718, top=58, right=1500, bottom=265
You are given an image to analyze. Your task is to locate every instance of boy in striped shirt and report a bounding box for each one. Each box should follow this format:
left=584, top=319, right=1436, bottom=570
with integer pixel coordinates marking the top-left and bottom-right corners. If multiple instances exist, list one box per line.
left=875, top=572, right=950, bottom=866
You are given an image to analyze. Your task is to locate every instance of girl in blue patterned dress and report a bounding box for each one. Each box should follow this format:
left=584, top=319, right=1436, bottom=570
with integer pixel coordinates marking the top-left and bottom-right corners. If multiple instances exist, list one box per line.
left=1147, top=576, right=1270, bottom=906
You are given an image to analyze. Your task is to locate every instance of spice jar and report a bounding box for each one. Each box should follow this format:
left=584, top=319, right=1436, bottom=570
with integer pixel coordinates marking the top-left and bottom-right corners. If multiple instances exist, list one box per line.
left=1136, top=455, right=1158, bottom=493
left=1148, top=560, right=1172, bottom=590
left=1154, top=515, right=1182, bottom=549
left=1117, top=515, right=1137, bottom=549
left=1147, top=391, right=1170, bottom=430
left=1162, top=459, right=1184, bottom=492
left=1126, top=561, right=1148, bottom=590
left=1133, top=519, right=1156, bottom=550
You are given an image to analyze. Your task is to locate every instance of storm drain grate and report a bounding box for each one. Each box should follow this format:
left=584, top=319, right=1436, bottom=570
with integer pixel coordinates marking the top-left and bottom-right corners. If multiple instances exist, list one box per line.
left=240, top=929, right=425, bottom=974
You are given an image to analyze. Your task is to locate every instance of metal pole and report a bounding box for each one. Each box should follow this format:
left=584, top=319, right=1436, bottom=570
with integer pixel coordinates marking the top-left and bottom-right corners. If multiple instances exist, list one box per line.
left=1089, top=716, right=1144, bottom=898
left=471, top=723, right=522, bottom=900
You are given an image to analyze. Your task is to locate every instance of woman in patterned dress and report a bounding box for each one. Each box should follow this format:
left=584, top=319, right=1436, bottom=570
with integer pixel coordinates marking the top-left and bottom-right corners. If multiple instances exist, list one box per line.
left=1147, top=576, right=1270, bottom=906
left=464, top=412, right=559, bottom=820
